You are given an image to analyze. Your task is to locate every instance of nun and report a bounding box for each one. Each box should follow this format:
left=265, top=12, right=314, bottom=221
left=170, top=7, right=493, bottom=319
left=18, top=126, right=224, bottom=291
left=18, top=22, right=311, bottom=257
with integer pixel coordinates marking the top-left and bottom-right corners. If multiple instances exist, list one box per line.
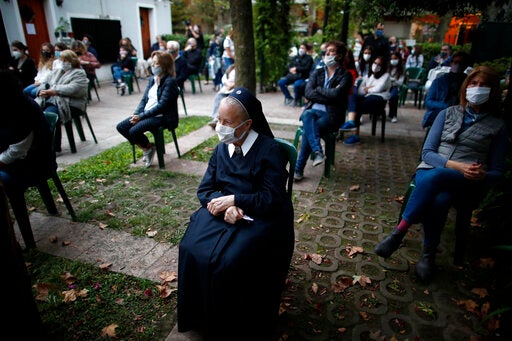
left=177, top=87, right=294, bottom=340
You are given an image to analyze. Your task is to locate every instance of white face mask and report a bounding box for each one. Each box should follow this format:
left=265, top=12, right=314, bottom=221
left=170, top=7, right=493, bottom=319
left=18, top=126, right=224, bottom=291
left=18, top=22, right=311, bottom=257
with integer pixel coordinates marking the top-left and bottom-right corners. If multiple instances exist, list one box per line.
left=363, top=53, right=371, bottom=61
left=61, top=62, right=72, bottom=71
left=298, top=48, right=306, bottom=56
left=12, top=51, right=22, bottom=59
left=372, top=63, right=381, bottom=73
left=215, top=120, right=248, bottom=144
left=466, top=86, right=491, bottom=106
left=324, top=55, right=337, bottom=67
left=390, top=59, right=399, bottom=66
left=151, top=66, right=162, bottom=76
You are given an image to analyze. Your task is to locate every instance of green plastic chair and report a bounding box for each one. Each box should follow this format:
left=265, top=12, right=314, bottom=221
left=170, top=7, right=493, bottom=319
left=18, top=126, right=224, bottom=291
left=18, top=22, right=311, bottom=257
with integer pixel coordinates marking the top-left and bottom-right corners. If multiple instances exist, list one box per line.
left=131, top=126, right=181, bottom=169
left=399, top=67, right=426, bottom=108
left=275, top=138, right=297, bottom=196
left=293, top=127, right=337, bottom=178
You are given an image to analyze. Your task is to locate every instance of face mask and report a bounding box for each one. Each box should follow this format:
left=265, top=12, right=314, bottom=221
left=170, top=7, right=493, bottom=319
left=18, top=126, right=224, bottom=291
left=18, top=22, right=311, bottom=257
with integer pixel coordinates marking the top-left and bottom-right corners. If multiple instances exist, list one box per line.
left=363, top=53, right=371, bottom=62
left=298, top=48, right=306, bottom=56
left=390, top=59, right=399, bottom=66
left=375, top=30, right=384, bottom=37
left=159, top=46, right=166, bottom=51
left=398, top=44, right=403, bottom=49
left=215, top=120, right=248, bottom=144
left=466, top=87, right=491, bottom=106
left=41, top=51, right=52, bottom=59
left=55, top=51, right=61, bottom=58
left=120, top=51, right=128, bottom=56
left=372, top=63, right=381, bottom=73
left=82, top=40, right=89, bottom=46
left=440, top=51, right=447, bottom=58
left=12, top=51, right=22, bottom=59
left=324, top=55, right=337, bottom=67
left=151, top=66, right=162, bottom=76
left=61, top=62, right=72, bottom=71
left=411, top=49, right=415, bottom=55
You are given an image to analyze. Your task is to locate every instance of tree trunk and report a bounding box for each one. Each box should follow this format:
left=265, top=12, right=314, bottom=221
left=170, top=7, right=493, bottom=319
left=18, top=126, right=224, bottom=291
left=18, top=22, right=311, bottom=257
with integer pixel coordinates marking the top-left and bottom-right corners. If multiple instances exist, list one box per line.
left=230, top=0, right=257, bottom=94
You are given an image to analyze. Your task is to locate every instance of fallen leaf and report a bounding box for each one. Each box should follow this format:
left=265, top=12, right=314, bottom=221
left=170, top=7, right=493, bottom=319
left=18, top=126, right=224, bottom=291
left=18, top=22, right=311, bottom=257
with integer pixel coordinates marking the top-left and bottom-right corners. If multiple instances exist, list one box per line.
left=101, top=324, right=118, bottom=338
left=99, top=263, right=113, bottom=270
left=61, top=241, right=71, bottom=246
left=156, top=284, right=177, bottom=298
left=159, top=271, right=177, bottom=283
left=311, top=282, right=319, bottom=294
left=479, top=258, right=495, bottom=269
left=318, top=187, right=323, bottom=193
left=106, top=209, right=116, bottom=217
left=62, top=289, right=77, bottom=302
left=471, top=288, right=489, bottom=298
left=49, top=235, right=58, bottom=243
left=98, top=222, right=108, bottom=229
left=310, top=253, right=324, bottom=265
left=346, top=245, right=364, bottom=258
left=60, top=272, right=77, bottom=285
left=349, top=184, right=360, bottom=191
left=146, top=230, right=158, bottom=237
left=360, top=311, right=369, bottom=320
left=296, top=213, right=310, bottom=223
left=33, top=283, right=52, bottom=301
left=337, top=327, right=347, bottom=333
left=481, top=301, right=491, bottom=316
left=353, top=274, right=371, bottom=287
left=331, top=278, right=352, bottom=293
left=395, top=195, right=405, bottom=204
left=470, top=216, right=481, bottom=227
left=454, top=298, right=479, bottom=313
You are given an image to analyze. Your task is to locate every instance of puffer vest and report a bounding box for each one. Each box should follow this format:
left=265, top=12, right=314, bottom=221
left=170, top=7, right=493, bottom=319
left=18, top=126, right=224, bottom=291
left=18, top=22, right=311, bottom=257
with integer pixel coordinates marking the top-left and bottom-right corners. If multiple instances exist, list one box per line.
left=418, top=105, right=504, bottom=170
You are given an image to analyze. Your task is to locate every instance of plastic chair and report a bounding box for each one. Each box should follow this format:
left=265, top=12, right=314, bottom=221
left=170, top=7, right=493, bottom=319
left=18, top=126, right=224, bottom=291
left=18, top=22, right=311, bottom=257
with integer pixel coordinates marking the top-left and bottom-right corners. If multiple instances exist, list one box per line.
left=66, top=107, right=97, bottom=153
left=132, top=126, right=181, bottom=169
left=188, top=73, right=203, bottom=94
left=275, top=138, right=297, bottom=196
left=87, top=77, right=100, bottom=102
left=10, top=112, right=77, bottom=248
left=399, top=67, right=426, bottom=108
left=293, top=127, right=337, bottom=178
left=178, top=87, right=188, bottom=116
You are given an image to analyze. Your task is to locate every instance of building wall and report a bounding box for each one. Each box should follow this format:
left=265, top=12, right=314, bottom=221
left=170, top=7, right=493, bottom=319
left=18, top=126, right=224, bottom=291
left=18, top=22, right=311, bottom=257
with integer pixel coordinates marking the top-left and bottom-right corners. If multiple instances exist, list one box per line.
left=1, top=0, right=172, bottom=63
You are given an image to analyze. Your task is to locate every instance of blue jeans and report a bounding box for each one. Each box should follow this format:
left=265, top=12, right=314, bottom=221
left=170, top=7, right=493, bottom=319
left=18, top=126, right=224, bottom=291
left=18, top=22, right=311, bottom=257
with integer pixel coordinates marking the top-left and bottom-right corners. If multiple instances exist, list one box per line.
left=353, top=94, right=387, bottom=125
left=388, top=86, right=399, bottom=118
left=112, top=66, right=131, bottom=83
left=23, top=84, right=39, bottom=98
left=402, top=168, right=486, bottom=248
left=277, top=76, right=304, bottom=101
left=295, top=109, right=330, bottom=173
left=116, top=115, right=168, bottom=147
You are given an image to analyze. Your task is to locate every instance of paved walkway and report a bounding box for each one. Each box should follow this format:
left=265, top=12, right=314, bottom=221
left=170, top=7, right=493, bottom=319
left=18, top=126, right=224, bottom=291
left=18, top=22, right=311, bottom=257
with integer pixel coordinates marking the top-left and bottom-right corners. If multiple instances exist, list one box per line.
left=17, top=66, right=478, bottom=341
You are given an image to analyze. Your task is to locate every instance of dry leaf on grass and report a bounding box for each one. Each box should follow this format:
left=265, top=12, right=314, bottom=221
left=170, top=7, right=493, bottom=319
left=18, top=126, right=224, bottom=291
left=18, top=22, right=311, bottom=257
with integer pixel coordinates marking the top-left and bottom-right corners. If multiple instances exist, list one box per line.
left=345, top=245, right=364, bottom=258
left=156, top=284, right=177, bottom=298
left=305, top=253, right=324, bottom=265
left=99, top=263, right=113, bottom=270
left=33, top=283, right=52, bottom=301
left=101, top=324, right=118, bottom=338
left=159, top=271, right=177, bottom=283
left=454, top=298, right=479, bottom=314
left=352, top=274, right=371, bottom=287
left=349, top=184, right=360, bottom=191
left=471, top=287, right=489, bottom=298
left=331, top=277, right=353, bottom=293
left=146, top=230, right=158, bottom=237
left=60, top=272, right=77, bottom=285
left=98, top=222, right=108, bottom=229
left=105, top=209, right=116, bottom=217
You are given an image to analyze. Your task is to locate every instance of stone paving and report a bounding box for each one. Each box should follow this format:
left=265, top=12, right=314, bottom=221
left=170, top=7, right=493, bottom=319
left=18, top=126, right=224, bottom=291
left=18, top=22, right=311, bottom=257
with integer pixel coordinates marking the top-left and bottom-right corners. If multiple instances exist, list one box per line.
left=17, top=66, right=504, bottom=340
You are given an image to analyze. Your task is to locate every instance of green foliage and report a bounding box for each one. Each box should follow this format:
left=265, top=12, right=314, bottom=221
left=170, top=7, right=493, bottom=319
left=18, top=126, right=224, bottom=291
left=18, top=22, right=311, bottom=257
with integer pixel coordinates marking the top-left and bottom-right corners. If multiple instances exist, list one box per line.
left=475, top=57, right=512, bottom=77
left=254, top=0, right=293, bottom=91
left=26, top=250, right=176, bottom=340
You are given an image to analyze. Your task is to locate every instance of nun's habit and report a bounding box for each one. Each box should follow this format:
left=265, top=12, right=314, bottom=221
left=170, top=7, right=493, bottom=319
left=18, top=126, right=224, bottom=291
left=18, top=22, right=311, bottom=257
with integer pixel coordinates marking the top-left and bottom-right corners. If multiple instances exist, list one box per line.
left=177, top=87, right=294, bottom=340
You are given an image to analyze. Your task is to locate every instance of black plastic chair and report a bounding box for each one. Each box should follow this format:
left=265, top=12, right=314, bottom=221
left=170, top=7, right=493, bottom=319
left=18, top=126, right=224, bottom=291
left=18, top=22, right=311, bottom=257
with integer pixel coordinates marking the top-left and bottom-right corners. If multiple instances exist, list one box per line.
left=10, top=112, right=77, bottom=248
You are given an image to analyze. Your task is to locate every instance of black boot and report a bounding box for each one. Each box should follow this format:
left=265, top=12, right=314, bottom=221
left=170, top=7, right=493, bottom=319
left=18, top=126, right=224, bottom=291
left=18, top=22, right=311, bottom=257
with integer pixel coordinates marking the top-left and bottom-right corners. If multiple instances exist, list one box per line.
left=374, top=228, right=406, bottom=258
left=415, top=246, right=437, bottom=283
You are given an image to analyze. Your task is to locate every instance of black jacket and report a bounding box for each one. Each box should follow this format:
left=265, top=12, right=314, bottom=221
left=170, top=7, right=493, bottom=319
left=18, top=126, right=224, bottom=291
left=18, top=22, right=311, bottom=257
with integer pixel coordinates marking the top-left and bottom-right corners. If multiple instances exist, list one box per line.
left=304, top=66, right=353, bottom=130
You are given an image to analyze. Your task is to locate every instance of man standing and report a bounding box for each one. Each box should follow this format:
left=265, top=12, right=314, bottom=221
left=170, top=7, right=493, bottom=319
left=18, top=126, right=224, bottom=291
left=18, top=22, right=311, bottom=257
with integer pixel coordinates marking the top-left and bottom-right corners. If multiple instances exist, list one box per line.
left=167, top=41, right=189, bottom=89
left=362, top=22, right=390, bottom=62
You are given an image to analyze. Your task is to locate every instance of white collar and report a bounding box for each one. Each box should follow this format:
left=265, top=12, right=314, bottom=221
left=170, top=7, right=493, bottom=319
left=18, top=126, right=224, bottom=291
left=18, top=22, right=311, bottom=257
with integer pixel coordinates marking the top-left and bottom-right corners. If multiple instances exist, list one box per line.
left=228, top=130, right=258, bottom=157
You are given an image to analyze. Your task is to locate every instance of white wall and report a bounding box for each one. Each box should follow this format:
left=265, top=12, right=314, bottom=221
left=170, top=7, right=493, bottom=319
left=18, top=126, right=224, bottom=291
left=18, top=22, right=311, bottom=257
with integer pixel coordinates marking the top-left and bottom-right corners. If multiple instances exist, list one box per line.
left=2, top=0, right=173, bottom=56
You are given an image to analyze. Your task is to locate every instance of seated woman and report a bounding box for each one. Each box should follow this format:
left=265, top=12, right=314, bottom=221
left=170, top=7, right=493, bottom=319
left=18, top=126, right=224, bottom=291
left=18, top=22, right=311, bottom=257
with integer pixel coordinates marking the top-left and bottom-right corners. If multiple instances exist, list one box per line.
left=23, top=42, right=55, bottom=98
left=0, top=69, right=56, bottom=225
left=208, top=64, right=235, bottom=128
left=37, top=50, right=88, bottom=152
left=340, top=56, right=391, bottom=145
left=374, top=66, right=508, bottom=282
left=177, top=87, right=294, bottom=340
left=71, top=40, right=101, bottom=88
left=8, top=40, right=37, bottom=89
left=116, top=51, right=179, bottom=168
left=112, top=45, right=135, bottom=95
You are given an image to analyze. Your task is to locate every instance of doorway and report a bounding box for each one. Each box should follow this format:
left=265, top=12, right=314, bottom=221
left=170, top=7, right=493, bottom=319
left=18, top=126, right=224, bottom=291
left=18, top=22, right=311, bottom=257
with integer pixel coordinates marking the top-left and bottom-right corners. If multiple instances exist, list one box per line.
left=17, top=0, right=50, bottom=65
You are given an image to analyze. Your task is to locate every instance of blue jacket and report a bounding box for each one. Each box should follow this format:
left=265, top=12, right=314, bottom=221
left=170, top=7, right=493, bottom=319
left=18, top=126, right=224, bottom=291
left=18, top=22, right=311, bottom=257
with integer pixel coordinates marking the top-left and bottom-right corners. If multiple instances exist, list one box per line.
left=135, top=74, right=179, bottom=129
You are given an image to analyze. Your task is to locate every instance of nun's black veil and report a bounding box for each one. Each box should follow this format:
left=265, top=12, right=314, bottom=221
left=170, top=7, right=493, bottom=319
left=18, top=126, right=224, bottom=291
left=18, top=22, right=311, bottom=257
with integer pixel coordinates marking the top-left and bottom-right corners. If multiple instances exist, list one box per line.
left=227, top=87, right=274, bottom=138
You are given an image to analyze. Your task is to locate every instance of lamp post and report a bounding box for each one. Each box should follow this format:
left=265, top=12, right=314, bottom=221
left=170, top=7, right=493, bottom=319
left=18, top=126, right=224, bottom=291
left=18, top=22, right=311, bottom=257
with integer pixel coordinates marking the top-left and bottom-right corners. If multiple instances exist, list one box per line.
left=340, top=0, right=350, bottom=44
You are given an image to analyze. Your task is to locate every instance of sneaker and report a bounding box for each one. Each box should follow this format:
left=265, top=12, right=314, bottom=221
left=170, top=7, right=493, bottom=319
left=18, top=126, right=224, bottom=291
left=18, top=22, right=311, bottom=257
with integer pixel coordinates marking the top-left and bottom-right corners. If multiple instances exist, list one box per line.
left=343, top=134, right=360, bottom=146
left=143, top=146, right=156, bottom=168
left=293, top=171, right=304, bottom=181
left=284, top=97, right=293, bottom=106
left=360, top=116, right=364, bottom=125
left=339, top=121, right=356, bottom=131
left=120, top=83, right=127, bottom=96
left=312, top=152, right=325, bottom=167
left=391, top=117, right=398, bottom=123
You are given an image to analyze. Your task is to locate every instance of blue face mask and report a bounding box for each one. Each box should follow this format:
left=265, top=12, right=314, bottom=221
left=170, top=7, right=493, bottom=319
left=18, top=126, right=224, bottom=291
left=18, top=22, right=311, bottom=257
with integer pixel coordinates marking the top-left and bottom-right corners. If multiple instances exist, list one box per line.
left=375, top=30, right=384, bottom=37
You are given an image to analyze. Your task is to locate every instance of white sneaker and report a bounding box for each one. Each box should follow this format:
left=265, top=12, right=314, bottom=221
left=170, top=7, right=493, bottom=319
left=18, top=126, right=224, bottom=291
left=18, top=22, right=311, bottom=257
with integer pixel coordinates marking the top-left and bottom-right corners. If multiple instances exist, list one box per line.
left=391, top=117, right=397, bottom=123
left=312, top=152, right=325, bottom=167
left=143, top=146, right=156, bottom=168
